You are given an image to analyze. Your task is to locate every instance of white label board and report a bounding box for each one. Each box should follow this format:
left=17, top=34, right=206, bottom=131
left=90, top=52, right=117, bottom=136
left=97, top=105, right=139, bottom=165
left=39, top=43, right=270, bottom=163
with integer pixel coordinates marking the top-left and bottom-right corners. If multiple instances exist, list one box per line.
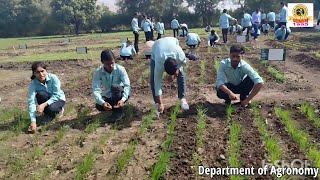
left=76, top=47, right=87, bottom=54
left=268, top=49, right=285, bottom=60
left=236, top=35, right=247, bottom=43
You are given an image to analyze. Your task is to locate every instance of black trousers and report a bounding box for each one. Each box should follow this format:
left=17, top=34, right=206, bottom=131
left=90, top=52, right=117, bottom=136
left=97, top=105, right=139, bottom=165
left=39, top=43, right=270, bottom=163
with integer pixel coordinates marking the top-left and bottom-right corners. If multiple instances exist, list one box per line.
left=150, top=29, right=154, bottom=40
left=173, top=29, right=179, bottom=38
left=133, top=31, right=139, bottom=53
left=36, top=91, right=65, bottom=119
left=268, top=21, right=275, bottom=28
left=120, top=56, right=133, bottom=60
left=216, top=76, right=254, bottom=102
left=278, top=22, right=287, bottom=27
left=181, top=27, right=188, bottom=37
left=144, top=31, right=152, bottom=41
left=317, top=19, right=320, bottom=25
left=95, top=84, right=125, bottom=113
left=209, top=39, right=217, bottom=46
left=222, top=28, right=228, bottom=43
left=157, top=33, right=162, bottom=40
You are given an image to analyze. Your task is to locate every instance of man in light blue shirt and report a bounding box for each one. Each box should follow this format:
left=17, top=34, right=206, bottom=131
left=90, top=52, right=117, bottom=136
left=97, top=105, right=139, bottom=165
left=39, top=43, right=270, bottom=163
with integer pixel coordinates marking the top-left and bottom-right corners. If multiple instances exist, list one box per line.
left=252, top=8, right=261, bottom=40
left=157, top=18, right=165, bottom=39
left=261, top=11, right=267, bottom=24
left=275, top=25, right=291, bottom=40
left=216, top=45, right=263, bottom=106
left=219, top=9, right=236, bottom=43
left=131, top=12, right=140, bottom=54
left=241, top=11, right=252, bottom=37
left=171, top=17, right=180, bottom=38
left=143, top=17, right=153, bottom=41
left=279, top=1, right=288, bottom=27
left=185, top=32, right=201, bottom=48
left=150, top=37, right=189, bottom=114
left=267, top=11, right=276, bottom=28
left=92, top=49, right=131, bottom=122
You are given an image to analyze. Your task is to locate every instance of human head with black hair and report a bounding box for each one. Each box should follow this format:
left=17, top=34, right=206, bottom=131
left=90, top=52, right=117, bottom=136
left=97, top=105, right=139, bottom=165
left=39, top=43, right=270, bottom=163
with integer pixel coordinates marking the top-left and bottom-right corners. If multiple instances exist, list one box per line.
left=255, top=8, right=260, bottom=13
left=101, top=49, right=116, bottom=73
left=223, top=9, right=227, bottom=13
left=280, top=1, right=286, bottom=7
left=134, top=12, right=139, bottom=18
left=164, top=57, right=179, bottom=76
left=31, top=61, right=47, bottom=82
left=229, top=45, right=245, bottom=68
left=211, top=30, right=216, bottom=35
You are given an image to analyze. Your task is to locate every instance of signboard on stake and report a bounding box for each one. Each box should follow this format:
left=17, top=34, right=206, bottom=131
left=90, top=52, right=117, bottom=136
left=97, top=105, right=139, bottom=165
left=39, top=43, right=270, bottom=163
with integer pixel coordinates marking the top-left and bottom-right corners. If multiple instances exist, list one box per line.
left=64, top=38, right=70, bottom=43
left=261, top=48, right=286, bottom=61
left=76, top=47, right=88, bottom=54
left=19, top=44, right=27, bottom=49
left=236, top=35, right=248, bottom=43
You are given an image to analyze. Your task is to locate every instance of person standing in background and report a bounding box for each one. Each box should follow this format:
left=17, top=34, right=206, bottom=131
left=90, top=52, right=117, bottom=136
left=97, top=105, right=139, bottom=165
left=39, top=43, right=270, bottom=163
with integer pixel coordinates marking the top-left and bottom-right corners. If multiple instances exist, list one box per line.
left=143, top=17, right=152, bottom=41
left=279, top=1, right=288, bottom=27
left=171, top=17, right=180, bottom=38
left=219, top=9, right=236, bottom=43
left=150, top=17, right=155, bottom=40
left=267, top=11, right=276, bottom=29
left=251, top=8, right=261, bottom=40
left=241, top=11, right=252, bottom=38
left=157, top=19, right=165, bottom=39
left=260, top=10, right=267, bottom=28
left=131, top=12, right=140, bottom=54
left=317, top=10, right=320, bottom=25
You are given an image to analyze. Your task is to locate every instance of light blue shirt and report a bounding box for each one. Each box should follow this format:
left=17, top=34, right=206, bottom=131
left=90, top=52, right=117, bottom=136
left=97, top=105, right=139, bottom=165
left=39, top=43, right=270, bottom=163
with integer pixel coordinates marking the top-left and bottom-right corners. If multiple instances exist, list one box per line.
left=242, top=13, right=252, bottom=27
left=262, top=24, right=270, bottom=31
left=276, top=13, right=280, bottom=21
left=207, top=33, right=220, bottom=42
left=252, top=11, right=261, bottom=24
left=279, top=6, right=288, bottom=22
left=140, top=19, right=145, bottom=29
left=216, top=58, right=263, bottom=88
left=151, top=37, right=186, bottom=96
left=275, top=27, right=291, bottom=40
left=143, top=19, right=152, bottom=32
left=186, top=33, right=201, bottom=45
left=120, top=43, right=136, bottom=56
left=157, top=22, right=165, bottom=34
left=318, top=11, right=320, bottom=19
left=261, top=13, right=267, bottom=20
left=267, top=12, right=276, bottom=21
left=219, top=13, right=235, bottom=29
left=171, top=19, right=180, bottom=29
left=131, top=17, right=139, bottom=32
left=28, top=73, right=66, bottom=122
left=92, top=64, right=130, bottom=105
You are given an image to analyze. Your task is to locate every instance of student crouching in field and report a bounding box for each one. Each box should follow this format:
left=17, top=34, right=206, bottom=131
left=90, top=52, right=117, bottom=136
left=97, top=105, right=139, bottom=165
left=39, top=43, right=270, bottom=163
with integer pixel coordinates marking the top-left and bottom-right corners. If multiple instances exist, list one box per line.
left=274, top=25, right=291, bottom=40
left=185, top=32, right=201, bottom=49
left=144, top=40, right=155, bottom=60
left=261, top=22, right=271, bottom=35
left=28, top=62, right=65, bottom=133
left=92, top=49, right=130, bottom=122
left=216, top=45, right=263, bottom=107
left=207, top=30, right=220, bottom=47
left=120, top=40, right=136, bottom=60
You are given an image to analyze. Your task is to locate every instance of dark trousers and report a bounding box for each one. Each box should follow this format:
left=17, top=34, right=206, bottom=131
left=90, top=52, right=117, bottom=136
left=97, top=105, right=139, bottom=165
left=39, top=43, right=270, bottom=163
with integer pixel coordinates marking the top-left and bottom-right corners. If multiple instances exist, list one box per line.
left=216, top=77, right=254, bottom=102
left=181, top=27, right=188, bottom=37
left=150, top=29, right=154, bottom=40
left=209, top=38, right=217, bottom=46
left=317, top=19, right=320, bottom=25
left=242, top=26, right=252, bottom=36
left=252, top=23, right=259, bottom=39
left=157, top=33, right=162, bottom=40
left=95, top=84, right=125, bottom=113
left=120, top=55, right=133, bottom=60
left=133, top=31, right=139, bottom=53
left=36, top=91, right=65, bottom=119
left=268, top=21, right=275, bottom=28
left=173, top=29, right=179, bottom=38
left=145, top=31, right=152, bottom=41
left=278, top=22, right=287, bottom=27
left=222, top=28, right=228, bottom=43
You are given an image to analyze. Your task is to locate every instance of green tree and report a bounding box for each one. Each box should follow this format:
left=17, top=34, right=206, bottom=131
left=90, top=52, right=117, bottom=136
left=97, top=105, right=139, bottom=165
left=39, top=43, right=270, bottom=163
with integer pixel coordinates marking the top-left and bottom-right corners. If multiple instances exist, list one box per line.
left=51, top=0, right=102, bottom=35
left=0, top=0, right=18, bottom=37
left=186, top=0, right=219, bottom=25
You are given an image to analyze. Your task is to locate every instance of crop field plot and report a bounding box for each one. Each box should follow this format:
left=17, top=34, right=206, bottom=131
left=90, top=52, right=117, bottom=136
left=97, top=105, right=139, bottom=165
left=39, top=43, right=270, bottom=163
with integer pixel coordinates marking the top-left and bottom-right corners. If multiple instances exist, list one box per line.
left=1, top=29, right=320, bottom=179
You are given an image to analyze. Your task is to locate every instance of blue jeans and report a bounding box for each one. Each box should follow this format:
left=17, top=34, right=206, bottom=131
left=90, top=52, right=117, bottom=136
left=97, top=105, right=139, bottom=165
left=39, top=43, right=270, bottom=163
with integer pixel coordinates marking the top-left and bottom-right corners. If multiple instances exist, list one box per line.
left=253, top=23, right=259, bottom=39
left=150, top=59, right=186, bottom=103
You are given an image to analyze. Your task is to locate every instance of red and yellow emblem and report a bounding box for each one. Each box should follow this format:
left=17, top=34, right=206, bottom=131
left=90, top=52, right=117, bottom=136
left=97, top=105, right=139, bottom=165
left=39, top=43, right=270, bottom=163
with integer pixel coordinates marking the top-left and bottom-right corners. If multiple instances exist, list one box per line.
left=288, top=4, right=312, bottom=24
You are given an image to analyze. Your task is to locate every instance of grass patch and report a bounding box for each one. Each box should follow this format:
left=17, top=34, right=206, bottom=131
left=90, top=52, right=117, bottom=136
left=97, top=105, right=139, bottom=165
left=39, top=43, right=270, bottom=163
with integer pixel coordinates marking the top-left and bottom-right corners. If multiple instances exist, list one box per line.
left=300, top=102, right=320, bottom=128
left=12, top=110, right=30, bottom=134
left=0, top=107, right=22, bottom=124
left=47, top=125, right=69, bottom=146
left=214, top=59, right=220, bottom=74
left=275, top=107, right=320, bottom=168
left=138, top=68, right=150, bottom=85
left=267, top=66, right=286, bottom=83
left=251, top=103, right=282, bottom=164
left=315, top=52, right=320, bottom=59
left=151, top=103, right=180, bottom=180
left=75, top=151, right=96, bottom=180
left=84, top=117, right=101, bottom=134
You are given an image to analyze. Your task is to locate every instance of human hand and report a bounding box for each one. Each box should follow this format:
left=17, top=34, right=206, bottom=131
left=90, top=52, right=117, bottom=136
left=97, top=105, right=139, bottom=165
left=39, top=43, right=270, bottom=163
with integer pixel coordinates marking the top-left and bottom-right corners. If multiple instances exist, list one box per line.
left=241, top=98, right=250, bottom=107
left=114, top=100, right=125, bottom=108
left=228, top=92, right=238, bottom=101
left=103, top=102, right=112, bottom=110
left=29, top=122, right=37, bottom=133
left=158, top=103, right=164, bottom=113
left=37, top=103, right=47, bottom=113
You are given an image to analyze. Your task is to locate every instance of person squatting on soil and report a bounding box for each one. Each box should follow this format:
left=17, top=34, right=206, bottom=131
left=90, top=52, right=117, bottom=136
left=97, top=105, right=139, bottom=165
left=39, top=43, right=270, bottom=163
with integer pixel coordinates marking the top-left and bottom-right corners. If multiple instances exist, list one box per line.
left=92, top=49, right=131, bottom=122
left=150, top=37, right=189, bottom=114
left=28, top=62, right=66, bottom=133
left=171, top=17, right=180, bottom=38
left=185, top=32, right=201, bottom=49
left=207, top=30, right=220, bottom=47
left=144, top=40, right=155, bottom=61
left=120, top=39, right=136, bottom=60
left=274, top=25, right=291, bottom=40
left=216, top=45, right=264, bottom=107
left=219, top=9, right=236, bottom=43
left=261, top=22, right=271, bottom=35
left=131, top=12, right=140, bottom=54
left=156, top=19, right=165, bottom=40
left=180, top=23, right=188, bottom=37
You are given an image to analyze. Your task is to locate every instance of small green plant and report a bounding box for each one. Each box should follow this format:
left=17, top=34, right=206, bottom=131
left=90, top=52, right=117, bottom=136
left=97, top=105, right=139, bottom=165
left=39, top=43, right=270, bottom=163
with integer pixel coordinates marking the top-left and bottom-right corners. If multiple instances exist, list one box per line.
left=216, top=46, right=222, bottom=52
left=75, top=151, right=96, bottom=180
left=33, top=146, right=44, bottom=160
left=84, top=118, right=101, bottom=134
left=151, top=103, right=180, bottom=180
left=116, top=139, right=137, bottom=173
left=214, top=60, right=220, bottom=75
left=267, top=66, right=287, bottom=83
left=12, top=111, right=30, bottom=134
left=48, top=126, right=69, bottom=146
left=0, top=107, right=21, bottom=124
left=138, top=68, right=150, bottom=84
left=300, top=102, right=320, bottom=128
left=196, top=106, right=207, bottom=148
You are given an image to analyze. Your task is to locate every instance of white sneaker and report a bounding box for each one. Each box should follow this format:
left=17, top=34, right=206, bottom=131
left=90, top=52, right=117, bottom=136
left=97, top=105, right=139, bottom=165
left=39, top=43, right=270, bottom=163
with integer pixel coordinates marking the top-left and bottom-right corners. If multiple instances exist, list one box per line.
left=58, top=107, right=64, bottom=118
left=180, top=98, right=189, bottom=110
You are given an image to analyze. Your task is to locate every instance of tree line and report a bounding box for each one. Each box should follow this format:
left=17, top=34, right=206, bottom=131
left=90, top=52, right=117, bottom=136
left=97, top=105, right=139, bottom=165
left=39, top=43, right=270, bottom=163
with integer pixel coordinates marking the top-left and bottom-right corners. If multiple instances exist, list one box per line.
left=0, top=0, right=318, bottom=38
